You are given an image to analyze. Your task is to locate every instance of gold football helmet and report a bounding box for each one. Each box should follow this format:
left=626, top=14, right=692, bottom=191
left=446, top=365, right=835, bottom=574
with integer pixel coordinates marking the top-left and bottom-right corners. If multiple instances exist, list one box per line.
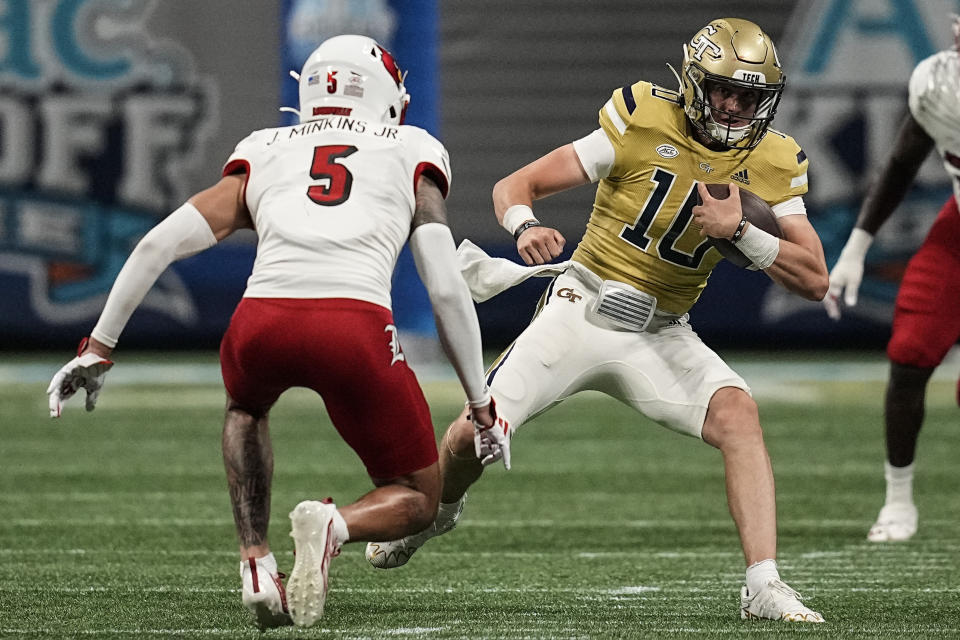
left=678, top=18, right=785, bottom=150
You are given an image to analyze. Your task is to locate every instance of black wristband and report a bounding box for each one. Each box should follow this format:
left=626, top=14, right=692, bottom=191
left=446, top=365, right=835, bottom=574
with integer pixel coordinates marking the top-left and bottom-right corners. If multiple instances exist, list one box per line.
left=730, top=216, right=748, bottom=243
left=513, top=220, right=542, bottom=240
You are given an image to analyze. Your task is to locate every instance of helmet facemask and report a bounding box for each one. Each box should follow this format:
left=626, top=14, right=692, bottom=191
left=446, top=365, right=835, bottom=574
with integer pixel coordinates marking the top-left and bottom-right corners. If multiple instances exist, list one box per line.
left=679, top=19, right=785, bottom=150
left=687, top=67, right=783, bottom=149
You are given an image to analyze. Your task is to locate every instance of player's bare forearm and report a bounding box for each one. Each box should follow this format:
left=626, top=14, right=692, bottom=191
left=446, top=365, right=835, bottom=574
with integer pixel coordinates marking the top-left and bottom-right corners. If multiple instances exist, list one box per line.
left=188, top=174, right=254, bottom=239
left=764, top=216, right=829, bottom=300
left=83, top=337, right=114, bottom=359
left=492, top=144, right=590, bottom=221
left=855, top=113, right=933, bottom=235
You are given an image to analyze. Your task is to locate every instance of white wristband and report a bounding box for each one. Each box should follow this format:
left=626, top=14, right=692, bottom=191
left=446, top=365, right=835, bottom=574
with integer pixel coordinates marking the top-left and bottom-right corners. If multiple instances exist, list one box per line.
left=466, top=389, right=492, bottom=409
left=736, top=224, right=780, bottom=270
left=501, top=204, right=538, bottom=235
left=840, top=228, right=874, bottom=260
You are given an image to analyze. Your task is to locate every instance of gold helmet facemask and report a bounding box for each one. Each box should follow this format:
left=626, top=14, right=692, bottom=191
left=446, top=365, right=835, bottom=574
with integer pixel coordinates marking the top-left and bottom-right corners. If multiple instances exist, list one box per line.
left=676, top=18, right=785, bottom=150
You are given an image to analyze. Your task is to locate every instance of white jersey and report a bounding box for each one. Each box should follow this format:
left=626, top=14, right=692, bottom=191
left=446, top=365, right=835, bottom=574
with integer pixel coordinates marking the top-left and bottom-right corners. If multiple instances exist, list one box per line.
left=908, top=50, right=960, bottom=204
left=223, top=116, right=452, bottom=309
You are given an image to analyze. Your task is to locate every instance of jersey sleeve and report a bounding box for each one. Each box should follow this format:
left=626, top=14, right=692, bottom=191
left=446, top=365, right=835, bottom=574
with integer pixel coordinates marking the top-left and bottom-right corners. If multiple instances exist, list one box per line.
left=409, top=128, right=452, bottom=199
left=757, top=130, right=809, bottom=204
left=222, top=129, right=272, bottom=177
left=596, top=82, right=657, bottom=180
left=572, top=128, right=616, bottom=182
left=597, top=84, right=637, bottom=155
left=221, top=129, right=276, bottom=222
left=907, top=51, right=960, bottom=142
left=783, top=141, right=809, bottom=201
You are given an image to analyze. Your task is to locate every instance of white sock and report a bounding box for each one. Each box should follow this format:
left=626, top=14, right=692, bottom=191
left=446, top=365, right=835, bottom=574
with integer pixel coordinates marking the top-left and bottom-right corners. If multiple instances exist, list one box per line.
left=884, top=461, right=915, bottom=506
left=253, top=551, right=277, bottom=574
left=437, top=498, right=464, bottom=525
left=745, top=559, right=780, bottom=595
left=332, top=507, right=350, bottom=548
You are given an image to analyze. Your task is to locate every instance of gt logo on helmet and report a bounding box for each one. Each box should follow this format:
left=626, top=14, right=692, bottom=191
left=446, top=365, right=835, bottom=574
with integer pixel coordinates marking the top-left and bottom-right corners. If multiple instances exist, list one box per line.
left=690, top=35, right=722, bottom=62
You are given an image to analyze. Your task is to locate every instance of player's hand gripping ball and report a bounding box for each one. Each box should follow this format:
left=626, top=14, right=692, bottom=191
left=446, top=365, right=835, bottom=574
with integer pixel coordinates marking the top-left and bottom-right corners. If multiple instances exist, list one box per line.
left=700, top=183, right=782, bottom=268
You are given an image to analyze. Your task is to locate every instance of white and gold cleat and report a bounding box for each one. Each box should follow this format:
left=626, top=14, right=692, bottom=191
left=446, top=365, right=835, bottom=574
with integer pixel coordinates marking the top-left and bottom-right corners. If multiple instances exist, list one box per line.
left=365, top=497, right=464, bottom=569
left=740, top=580, right=824, bottom=623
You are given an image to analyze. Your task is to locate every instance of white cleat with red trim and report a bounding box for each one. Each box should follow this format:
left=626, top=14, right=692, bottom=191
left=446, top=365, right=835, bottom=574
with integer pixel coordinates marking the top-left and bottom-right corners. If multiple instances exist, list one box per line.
left=287, top=500, right=341, bottom=627
left=240, top=556, right=292, bottom=629
left=740, top=579, right=824, bottom=623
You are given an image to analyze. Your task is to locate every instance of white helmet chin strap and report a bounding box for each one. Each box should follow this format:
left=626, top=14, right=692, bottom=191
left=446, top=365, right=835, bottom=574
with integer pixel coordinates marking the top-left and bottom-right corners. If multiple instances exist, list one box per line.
left=705, top=112, right=750, bottom=144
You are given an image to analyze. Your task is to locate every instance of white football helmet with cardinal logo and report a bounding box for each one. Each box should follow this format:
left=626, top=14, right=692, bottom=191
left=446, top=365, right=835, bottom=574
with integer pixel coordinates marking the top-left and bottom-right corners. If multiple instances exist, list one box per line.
left=293, top=34, right=410, bottom=125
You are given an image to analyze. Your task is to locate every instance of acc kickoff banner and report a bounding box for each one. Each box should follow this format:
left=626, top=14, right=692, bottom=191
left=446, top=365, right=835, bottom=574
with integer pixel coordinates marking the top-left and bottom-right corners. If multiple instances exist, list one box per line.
left=0, top=0, right=221, bottom=349
left=0, top=0, right=439, bottom=349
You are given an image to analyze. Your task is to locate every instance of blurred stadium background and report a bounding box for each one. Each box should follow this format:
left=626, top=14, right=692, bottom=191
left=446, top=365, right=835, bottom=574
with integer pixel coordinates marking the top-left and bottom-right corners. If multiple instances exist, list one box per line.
left=2, top=0, right=958, bottom=354
left=3, top=1, right=960, bottom=637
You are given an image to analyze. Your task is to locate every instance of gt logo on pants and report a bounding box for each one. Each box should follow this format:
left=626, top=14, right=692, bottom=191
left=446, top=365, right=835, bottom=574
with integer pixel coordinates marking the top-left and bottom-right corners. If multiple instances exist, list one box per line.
left=556, top=287, right=582, bottom=303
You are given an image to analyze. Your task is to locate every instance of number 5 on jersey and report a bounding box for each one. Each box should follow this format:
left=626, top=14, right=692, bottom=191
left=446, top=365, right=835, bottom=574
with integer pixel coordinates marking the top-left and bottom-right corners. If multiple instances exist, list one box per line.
left=307, top=145, right=358, bottom=206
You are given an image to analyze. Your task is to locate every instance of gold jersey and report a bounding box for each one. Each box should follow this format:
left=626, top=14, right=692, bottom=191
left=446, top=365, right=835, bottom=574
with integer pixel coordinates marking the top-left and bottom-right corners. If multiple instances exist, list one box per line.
left=571, top=81, right=809, bottom=314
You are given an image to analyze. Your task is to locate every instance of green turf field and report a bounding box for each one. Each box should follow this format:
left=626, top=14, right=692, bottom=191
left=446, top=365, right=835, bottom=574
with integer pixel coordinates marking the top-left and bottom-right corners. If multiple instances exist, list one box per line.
left=2, top=352, right=959, bottom=638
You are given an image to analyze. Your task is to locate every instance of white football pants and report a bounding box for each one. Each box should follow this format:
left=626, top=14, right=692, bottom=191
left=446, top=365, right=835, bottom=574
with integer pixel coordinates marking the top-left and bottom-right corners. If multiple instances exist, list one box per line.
left=486, top=263, right=750, bottom=439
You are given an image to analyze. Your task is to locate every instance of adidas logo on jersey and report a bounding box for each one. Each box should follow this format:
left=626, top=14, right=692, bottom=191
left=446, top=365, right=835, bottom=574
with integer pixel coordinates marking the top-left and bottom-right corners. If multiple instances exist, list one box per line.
left=730, top=169, right=750, bottom=185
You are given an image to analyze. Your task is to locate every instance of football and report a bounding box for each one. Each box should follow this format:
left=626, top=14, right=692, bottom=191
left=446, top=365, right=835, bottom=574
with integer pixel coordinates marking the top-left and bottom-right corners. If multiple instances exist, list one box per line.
left=700, top=183, right=782, bottom=268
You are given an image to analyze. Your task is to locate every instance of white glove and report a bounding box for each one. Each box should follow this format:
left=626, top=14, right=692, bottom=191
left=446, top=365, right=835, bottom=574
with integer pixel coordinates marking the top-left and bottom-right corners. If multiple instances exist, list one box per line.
left=470, top=399, right=511, bottom=470
left=47, top=352, right=114, bottom=417
left=824, top=228, right=873, bottom=320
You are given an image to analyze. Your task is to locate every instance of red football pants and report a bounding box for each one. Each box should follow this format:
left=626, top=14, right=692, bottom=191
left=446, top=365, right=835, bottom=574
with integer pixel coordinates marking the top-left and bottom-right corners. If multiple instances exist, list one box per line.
left=220, top=297, right=438, bottom=478
left=887, top=197, right=960, bottom=368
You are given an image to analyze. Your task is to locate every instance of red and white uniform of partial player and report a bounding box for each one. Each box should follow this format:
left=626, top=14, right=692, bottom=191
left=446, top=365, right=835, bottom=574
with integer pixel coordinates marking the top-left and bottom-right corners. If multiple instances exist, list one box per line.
left=47, top=34, right=495, bottom=629
left=887, top=50, right=960, bottom=369
left=225, top=117, right=450, bottom=306
left=219, top=116, right=454, bottom=477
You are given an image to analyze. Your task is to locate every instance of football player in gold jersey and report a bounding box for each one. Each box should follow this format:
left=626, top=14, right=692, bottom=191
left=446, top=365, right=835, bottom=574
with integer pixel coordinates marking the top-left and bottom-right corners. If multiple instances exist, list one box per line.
left=367, top=18, right=828, bottom=623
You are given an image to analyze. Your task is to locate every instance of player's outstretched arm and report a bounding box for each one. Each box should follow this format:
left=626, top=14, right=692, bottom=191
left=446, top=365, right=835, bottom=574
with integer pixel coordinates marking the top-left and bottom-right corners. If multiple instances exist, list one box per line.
left=409, top=175, right=493, bottom=424
left=493, top=144, right=589, bottom=265
left=825, top=113, right=934, bottom=319
left=47, top=174, right=251, bottom=417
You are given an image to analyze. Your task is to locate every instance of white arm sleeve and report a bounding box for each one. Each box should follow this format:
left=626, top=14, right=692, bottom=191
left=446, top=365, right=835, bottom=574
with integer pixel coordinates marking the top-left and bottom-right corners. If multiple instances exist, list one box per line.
left=91, top=203, right=217, bottom=347
left=771, top=196, right=807, bottom=218
left=571, top=128, right=616, bottom=182
left=410, top=223, right=490, bottom=407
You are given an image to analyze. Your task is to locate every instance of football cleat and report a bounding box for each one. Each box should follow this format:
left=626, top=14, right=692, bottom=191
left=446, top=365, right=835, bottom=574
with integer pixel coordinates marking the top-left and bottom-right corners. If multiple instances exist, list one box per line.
left=287, top=500, right=341, bottom=627
left=365, top=497, right=464, bottom=569
left=240, top=556, right=292, bottom=629
left=867, top=503, right=918, bottom=542
left=740, top=579, right=824, bottom=623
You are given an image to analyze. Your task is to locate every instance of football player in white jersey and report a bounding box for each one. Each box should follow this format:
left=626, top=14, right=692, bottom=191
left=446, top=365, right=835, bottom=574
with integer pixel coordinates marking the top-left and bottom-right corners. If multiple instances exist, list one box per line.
left=826, top=21, right=960, bottom=543
left=367, top=19, right=828, bottom=623
left=45, top=35, right=495, bottom=629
